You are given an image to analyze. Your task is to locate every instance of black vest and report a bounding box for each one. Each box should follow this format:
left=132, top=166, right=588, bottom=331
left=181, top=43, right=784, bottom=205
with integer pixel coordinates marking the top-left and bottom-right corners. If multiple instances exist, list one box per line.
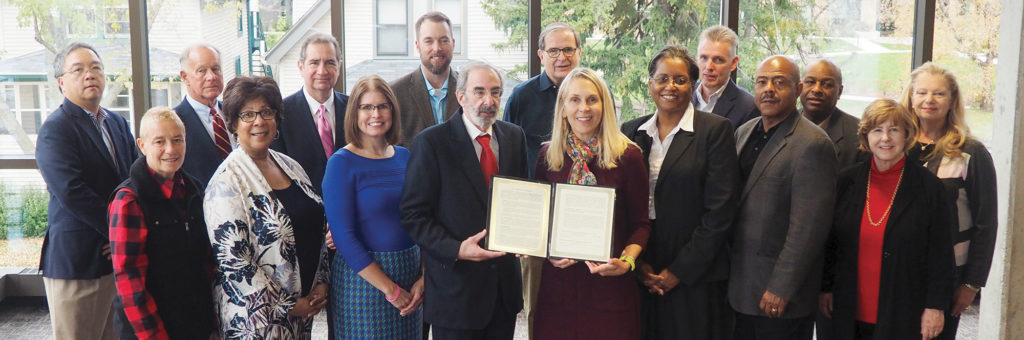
left=113, top=157, right=216, bottom=339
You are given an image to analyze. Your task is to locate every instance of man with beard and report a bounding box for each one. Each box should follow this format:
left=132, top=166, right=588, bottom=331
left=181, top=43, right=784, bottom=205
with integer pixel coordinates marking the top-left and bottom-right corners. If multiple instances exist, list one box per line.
left=392, top=11, right=460, bottom=147
left=401, top=61, right=527, bottom=340
left=694, top=25, right=758, bottom=129
left=729, top=56, right=836, bottom=340
left=500, top=22, right=581, bottom=340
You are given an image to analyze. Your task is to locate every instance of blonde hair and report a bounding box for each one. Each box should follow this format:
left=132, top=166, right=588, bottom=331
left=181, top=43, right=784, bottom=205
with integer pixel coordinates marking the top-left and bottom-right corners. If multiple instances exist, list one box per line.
left=857, top=99, right=918, bottom=154
left=899, top=62, right=971, bottom=160
left=138, top=106, right=185, bottom=140
left=545, top=68, right=635, bottom=170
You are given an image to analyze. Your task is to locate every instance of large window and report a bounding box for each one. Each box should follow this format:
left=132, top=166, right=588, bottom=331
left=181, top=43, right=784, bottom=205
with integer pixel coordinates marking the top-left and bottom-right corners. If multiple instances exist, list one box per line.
left=376, top=0, right=410, bottom=56
left=0, top=0, right=133, bottom=267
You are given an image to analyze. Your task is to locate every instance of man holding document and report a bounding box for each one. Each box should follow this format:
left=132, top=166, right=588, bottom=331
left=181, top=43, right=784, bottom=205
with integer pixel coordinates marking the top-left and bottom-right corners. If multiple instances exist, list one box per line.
left=400, top=61, right=528, bottom=340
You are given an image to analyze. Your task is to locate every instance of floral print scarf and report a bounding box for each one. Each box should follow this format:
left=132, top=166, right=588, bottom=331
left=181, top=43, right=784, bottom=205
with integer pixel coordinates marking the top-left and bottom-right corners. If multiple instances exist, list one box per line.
left=566, top=132, right=599, bottom=185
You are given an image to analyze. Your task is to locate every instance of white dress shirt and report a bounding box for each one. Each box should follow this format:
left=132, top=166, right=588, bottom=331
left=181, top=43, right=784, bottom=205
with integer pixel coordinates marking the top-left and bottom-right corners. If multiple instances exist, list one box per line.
left=638, top=103, right=695, bottom=219
left=303, top=88, right=336, bottom=140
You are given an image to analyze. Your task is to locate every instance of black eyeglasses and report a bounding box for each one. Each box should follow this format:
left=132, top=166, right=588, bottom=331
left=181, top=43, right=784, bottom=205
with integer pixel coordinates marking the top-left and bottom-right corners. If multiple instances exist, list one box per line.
left=358, top=103, right=392, bottom=112
left=651, top=75, right=690, bottom=87
left=238, top=110, right=277, bottom=122
left=544, top=47, right=577, bottom=58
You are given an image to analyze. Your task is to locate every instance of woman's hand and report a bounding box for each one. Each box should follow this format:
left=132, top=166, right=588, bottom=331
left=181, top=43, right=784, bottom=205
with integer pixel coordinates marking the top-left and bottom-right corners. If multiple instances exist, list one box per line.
left=921, top=308, right=944, bottom=339
left=586, top=258, right=630, bottom=277
left=549, top=258, right=577, bottom=269
left=818, top=292, right=834, bottom=318
left=385, top=283, right=413, bottom=312
left=400, top=276, right=425, bottom=316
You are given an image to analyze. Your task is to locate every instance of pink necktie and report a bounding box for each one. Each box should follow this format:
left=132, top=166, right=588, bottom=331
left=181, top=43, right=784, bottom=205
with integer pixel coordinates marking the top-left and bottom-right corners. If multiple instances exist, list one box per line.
left=315, top=105, right=334, bottom=158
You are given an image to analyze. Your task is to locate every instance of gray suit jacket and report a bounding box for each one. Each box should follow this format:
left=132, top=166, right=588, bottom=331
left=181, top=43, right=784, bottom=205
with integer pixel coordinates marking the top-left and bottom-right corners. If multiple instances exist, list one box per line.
left=817, top=108, right=864, bottom=170
left=390, top=67, right=460, bottom=147
left=729, top=111, right=837, bottom=318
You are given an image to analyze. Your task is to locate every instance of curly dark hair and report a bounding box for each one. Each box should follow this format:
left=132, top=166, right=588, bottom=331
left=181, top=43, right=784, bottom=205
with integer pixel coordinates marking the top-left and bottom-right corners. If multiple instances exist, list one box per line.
left=221, top=76, right=284, bottom=133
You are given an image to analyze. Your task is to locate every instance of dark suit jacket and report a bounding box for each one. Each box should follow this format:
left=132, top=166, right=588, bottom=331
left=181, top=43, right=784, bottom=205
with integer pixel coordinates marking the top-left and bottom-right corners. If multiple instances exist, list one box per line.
left=390, top=67, right=459, bottom=147
left=706, top=80, right=758, bottom=129
left=824, top=160, right=954, bottom=340
left=400, top=111, right=527, bottom=329
left=36, top=98, right=137, bottom=279
left=729, top=111, right=837, bottom=318
left=620, top=110, right=740, bottom=285
left=270, top=89, right=348, bottom=194
left=174, top=98, right=223, bottom=186
left=815, top=108, right=865, bottom=170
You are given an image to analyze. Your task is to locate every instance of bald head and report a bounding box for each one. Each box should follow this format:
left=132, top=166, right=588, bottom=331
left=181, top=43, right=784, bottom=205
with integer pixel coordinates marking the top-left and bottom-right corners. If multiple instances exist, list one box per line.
left=800, top=60, right=844, bottom=122
left=754, top=56, right=802, bottom=124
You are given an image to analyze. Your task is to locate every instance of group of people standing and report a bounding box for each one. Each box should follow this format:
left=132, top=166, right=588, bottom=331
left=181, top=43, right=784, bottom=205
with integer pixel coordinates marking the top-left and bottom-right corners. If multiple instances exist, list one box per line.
left=32, top=9, right=995, bottom=340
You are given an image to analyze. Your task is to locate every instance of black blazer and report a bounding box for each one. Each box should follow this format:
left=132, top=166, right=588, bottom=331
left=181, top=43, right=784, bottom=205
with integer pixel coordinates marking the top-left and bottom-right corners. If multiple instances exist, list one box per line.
left=710, top=80, right=758, bottom=129
left=174, top=98, right=223, bottom=186
left=35, top=98, right=137, bottom=279
left=620, top=110, right=740, bottom=284
left=271, top=89, right=348, bottom=193
left=824, top=160, right=955, bottom=339
left=400, top=111, right=527, bottom=329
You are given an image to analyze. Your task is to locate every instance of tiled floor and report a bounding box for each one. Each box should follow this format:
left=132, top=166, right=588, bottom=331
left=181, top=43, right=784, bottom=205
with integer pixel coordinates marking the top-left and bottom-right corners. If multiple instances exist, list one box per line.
left=0, top=297, right=979, bottom=339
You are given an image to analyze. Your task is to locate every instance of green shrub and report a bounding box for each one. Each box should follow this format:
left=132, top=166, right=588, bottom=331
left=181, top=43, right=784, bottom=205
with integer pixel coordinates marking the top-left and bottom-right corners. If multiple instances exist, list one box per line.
left=20, top=187, right=48, bottom=238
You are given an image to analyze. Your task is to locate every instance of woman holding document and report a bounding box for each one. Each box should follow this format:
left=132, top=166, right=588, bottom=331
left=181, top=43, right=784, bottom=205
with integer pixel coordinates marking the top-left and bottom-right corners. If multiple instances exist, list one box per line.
left=620, top=45, right=741, bottom=339
left=532, top=67, right=650, bottom=340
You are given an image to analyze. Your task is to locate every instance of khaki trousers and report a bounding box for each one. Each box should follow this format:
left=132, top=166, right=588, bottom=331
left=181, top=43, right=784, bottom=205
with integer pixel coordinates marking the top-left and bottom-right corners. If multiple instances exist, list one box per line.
left=43, top=274, right=117, bottom=340
left=520, top=256, right=544, bottom=340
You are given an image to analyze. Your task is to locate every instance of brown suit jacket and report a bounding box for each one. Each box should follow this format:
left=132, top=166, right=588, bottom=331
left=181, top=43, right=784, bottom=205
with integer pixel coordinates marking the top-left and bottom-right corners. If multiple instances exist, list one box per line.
left=390, top=67, right=460, bottom=147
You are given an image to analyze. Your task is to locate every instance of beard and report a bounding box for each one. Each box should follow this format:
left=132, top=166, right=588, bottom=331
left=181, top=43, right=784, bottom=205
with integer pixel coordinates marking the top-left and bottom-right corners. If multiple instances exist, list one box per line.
left=469, top=104, right=498, bottom=129
left=422, top=53, right=453, bottom=75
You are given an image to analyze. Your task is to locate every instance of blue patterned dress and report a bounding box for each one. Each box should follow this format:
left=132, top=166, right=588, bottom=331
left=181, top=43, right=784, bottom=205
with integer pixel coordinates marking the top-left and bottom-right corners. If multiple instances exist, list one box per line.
left=204, top=149, right=330, bottom=339
left=322, top=147, right=422, bottom=339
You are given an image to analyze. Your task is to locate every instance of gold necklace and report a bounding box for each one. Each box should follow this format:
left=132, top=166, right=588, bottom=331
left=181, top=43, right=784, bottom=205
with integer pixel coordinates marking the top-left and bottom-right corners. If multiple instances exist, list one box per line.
left=866, top=165, right=904, bottom=227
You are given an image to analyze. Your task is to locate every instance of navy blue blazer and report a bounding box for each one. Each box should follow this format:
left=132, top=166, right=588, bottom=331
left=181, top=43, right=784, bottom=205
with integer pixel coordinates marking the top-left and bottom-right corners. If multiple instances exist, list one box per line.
left=174, top=98, right=223, bottom=186
left=400, top=111, right=527, bottom=329
left=36, top=98, right=137, bottom=279
left=270, top=89, right=348, bottom=194
left=704, top=80, right=758, bottom=130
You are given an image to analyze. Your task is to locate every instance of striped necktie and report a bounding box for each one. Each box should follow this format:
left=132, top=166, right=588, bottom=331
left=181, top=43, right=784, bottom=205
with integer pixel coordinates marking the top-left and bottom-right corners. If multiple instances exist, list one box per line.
left=210, top=107, right=231, bottom=159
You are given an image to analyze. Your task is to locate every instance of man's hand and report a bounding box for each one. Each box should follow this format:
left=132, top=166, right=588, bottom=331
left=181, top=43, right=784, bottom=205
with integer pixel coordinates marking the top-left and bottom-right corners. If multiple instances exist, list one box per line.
left=950, top=285, right=978, bottom=317
left=819, top=292, right=834, bottom=318
left=759, top=290, right=788, bottom=318
left=457, top=230, right=506, bottom=261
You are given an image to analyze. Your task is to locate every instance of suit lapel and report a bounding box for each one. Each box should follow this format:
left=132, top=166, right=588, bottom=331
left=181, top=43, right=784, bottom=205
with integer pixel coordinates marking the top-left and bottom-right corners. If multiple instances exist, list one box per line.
left=68, top=102, right=118, bottom=173
left=409, top=69, right=439, bottom=128
left=656, top=129, right=695, bottom=194
left=294, top=89, right=329, bottom=163
left=742, top=113, right=798, bottom=199
left=714, top=83, right=738, bottom=120
left=448, top=112, right=489, bottom=203
left=883, top=164, right=916, bottom=239
left=824, top=109, right=847, bottom=145
left=444, top=70, right=460, bottom=119
left=332, top=92, right=346, bottom=150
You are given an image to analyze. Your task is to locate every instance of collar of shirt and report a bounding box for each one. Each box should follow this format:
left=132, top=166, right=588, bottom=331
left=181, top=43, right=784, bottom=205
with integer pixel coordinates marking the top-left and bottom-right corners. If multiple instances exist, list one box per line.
left=303, top=87, right=335, bottom=125
left=462, top=111, right=494, bottom=139
left=146, top=167, right=185, bottom=200
left=421, top=69, right=450, bottom=97
left=639, top=102, right=695, bottom=140
left=185, top=94, right=221, bottom=122
left=538, top=70, right=558, bottom=92
left=694, top=81, right=728, bottom=111
left=422, top=69, right=450, bottom=124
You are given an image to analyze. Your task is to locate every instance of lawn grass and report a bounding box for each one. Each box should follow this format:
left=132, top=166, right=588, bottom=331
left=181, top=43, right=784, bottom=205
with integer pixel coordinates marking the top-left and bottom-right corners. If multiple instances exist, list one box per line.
left=0, top=237, right=42, bottom=268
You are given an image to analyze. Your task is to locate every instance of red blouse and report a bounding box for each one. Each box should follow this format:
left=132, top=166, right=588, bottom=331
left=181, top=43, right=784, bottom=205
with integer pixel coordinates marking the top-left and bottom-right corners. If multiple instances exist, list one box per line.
left=857, top=156, right=906, bottom=323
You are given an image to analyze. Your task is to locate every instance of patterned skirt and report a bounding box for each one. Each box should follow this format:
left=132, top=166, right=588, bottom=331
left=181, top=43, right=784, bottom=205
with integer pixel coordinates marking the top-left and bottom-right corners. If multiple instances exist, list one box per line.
left=331, top=245, right=422, bottom=339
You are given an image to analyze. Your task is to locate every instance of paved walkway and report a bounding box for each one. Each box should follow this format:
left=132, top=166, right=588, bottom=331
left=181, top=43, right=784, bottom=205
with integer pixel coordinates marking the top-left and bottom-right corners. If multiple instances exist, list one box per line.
left=0, top=296, right=979, bottom=339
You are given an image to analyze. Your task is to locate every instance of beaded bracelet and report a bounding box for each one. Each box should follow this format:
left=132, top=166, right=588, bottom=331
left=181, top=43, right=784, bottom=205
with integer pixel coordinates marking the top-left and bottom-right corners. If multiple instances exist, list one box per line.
left=386, top=282, right=400, bottom=302
left=619, top=255, right=636, bottom=272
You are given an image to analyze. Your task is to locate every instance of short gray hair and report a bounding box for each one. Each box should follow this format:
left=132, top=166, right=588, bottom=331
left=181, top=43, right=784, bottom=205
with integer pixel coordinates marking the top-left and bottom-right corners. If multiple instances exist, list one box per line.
left=53, top=42, right=102, bottom=79
left=699, top=25, right=738, bottom=58
left=457, top=61, right=503, bottom=93
left=299, top=32, right=342, bottom=63
left=179, top=43, right=221, bottom=70
left=538, top=22, right=580, bottom=51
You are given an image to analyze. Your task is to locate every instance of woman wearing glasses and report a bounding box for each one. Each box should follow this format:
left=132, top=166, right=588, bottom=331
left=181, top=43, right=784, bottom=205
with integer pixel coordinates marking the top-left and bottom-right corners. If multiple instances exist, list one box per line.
left=322, top=75, right=423, bottom=339
left=205, top=76, right=330, bottom=339
left=620, top=45, right=740, bottom=339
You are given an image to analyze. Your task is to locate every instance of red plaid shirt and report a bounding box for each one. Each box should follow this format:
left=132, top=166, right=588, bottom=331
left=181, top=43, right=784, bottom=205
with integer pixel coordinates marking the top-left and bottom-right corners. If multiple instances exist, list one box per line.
left=108, top=168, right=183, bottom=340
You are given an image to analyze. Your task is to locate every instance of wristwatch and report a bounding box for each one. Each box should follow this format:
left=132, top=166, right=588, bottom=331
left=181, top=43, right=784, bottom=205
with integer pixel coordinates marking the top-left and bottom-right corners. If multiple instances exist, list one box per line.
left=964, top=283, right=981, bottom=292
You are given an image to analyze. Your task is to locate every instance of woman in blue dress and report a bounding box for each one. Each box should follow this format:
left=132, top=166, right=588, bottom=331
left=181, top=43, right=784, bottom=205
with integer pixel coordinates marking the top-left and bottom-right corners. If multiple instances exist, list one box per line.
left=322, top=75, right=423, bottom=339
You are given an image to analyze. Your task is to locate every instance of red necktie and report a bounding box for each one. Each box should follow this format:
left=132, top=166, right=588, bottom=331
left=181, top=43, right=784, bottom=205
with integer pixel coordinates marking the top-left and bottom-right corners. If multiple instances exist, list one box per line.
left=210, top=107, right=231, bottom=159
left=476, top=134, right=497, bottom=187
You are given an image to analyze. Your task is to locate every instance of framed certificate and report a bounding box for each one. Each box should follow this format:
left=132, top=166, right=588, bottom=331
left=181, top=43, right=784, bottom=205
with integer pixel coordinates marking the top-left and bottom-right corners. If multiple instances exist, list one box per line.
left=485, top=176, right=615, bottom=262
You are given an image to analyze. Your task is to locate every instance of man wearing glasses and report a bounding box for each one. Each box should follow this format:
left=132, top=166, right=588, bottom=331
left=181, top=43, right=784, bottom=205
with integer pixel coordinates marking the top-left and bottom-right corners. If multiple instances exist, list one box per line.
left=36, top=42, right=138, bottom=340
left=501, top=21, right=581, bottom=340
left=392, top=11, right=460, bottom=148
